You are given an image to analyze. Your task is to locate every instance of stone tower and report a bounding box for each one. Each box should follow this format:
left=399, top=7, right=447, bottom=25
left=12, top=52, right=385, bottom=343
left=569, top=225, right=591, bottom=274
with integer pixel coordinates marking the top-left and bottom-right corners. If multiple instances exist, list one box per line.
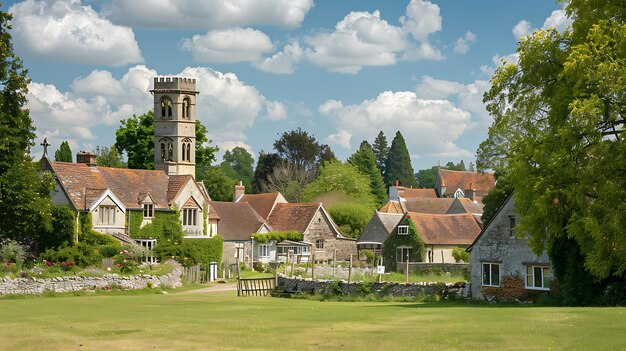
left=151, top=77, right=198, bottom=176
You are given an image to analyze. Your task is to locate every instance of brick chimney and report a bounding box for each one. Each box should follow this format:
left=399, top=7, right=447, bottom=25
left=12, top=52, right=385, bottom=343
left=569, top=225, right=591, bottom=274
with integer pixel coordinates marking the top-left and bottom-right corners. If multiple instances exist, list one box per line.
left=233, top=181, right=245, bottom=202
left=76, top=151, right=97, bottom=168
left=464, top=183, right=475, bottom=201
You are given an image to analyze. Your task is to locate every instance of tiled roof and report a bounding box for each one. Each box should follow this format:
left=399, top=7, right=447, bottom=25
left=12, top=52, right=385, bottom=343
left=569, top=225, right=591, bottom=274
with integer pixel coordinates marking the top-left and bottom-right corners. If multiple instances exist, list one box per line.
left=446, top=198, right=484, bottom=215
left=50, top=161, right=170, bottom=210
left=398, top=187, right=437, bottom=198
left=379, top=200, right=404, bottom=214
left=407, top=212, right=482, bottom=245
left=209, top=201, right=267, bottom=241
left=266, top=203, right=321, bottom=233
left=167, top=175, right=194, bottom=203
left=402, top=197, right=457, bottom=214
left=438, top=169, right=495, bottom=197
left=357, top=212, right=403, bottom=244
left=237, top=192, right=286, bottom=219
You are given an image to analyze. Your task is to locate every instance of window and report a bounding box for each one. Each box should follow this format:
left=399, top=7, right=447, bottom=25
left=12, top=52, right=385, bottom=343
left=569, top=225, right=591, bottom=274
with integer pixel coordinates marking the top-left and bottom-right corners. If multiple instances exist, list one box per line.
left=259, top=244, right=270, bottom=258
left=397, top=225, right=409, bottom=235
left=182, top=208, right=197, bottom=226
left=526, top=265, right=551, bottom=290
left=186, top=143, right=191, bottom=162
left=160, top=97, right=173, bottom=119
left=168, top=143, right=173, bottom=161
left=315, top=240, right=324, bottom=249
left=181, top=143, right=187, bottom=161
left=277, top=246, right=310, bottom=255
left=482, top=262, right=501, bottom=287
left=396, top=247, right=412, bottom=262
left=98, top=206, right=116, bottom=225
left=182, top=98, right=191, bottom=119
left=160, top=143, right=166, bottom=161
left=509, top=216, right=516, bottom=237
left=454, top=188, right=464, bottom=198
left=143, top=204, right=154, bottom=218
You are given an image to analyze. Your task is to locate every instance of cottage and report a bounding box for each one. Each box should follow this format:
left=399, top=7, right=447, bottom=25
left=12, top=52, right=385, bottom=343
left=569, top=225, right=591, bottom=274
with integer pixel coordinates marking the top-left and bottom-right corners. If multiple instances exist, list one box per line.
left=356, top=211, right=403, bottom=258
left=435, top=169, right=496, bottom=203
left=467, top=194, right=552, bottom=300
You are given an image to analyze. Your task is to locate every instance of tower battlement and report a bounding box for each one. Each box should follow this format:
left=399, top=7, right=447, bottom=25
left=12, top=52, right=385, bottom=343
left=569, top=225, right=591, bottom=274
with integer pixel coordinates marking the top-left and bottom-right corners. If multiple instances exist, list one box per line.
left=153, top=76, right=197, bottom=92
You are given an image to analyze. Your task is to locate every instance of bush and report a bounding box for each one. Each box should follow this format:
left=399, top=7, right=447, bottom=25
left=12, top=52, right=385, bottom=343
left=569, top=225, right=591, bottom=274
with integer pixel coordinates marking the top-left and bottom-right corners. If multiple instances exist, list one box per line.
left=0, top=239, right=27, bottom=270
left=99, top=244, right=122, bottom=258
left=83, top=230, right=120, bottom=246
left=328, top=203, right=372, bottom=238
left=114, top=248, right=139, bottom=274
left=39, top=242, right=100, bottom=267
left=452, top=247, right=470, bottom=263
left=40, top=206, right=75, bottom=250
left=361, top=249, right=375, bottom=265
left=153, top=236, right=223, bottom=267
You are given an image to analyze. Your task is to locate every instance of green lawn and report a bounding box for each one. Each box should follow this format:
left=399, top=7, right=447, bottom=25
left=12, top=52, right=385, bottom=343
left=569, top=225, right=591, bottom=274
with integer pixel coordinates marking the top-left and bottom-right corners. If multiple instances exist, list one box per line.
left=0, top=290, right=624, bottom=350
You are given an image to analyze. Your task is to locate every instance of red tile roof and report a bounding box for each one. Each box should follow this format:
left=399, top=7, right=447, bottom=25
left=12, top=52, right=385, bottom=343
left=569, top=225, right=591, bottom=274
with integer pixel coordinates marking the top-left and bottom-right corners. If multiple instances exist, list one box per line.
left=402, top=197, right=457, bottom=214
left=407, top=212, right=482, bottom=245
left=398, top=187, right=437, bottom=198
left=167, top=175, right=194, bottom=203
left=438, top=169, right=495, bottom=197
left=50, top=161, right=171, bottom=210
left=209, top=201, right=267, bottom=241
left=238, top=192, right=285, bottom=219
left=266, top=203, right=321, bottom=233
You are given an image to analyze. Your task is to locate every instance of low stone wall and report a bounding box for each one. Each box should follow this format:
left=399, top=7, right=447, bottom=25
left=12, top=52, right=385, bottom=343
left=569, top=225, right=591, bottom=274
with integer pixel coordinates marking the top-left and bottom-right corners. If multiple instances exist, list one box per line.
left=0, top=264, right=183, bottom=296
left=278, top=275, right=468, bottom=298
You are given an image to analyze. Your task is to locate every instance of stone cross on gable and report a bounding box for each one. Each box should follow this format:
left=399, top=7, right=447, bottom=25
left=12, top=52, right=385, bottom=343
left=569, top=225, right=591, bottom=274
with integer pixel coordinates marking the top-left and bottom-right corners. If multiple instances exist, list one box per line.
left=40, top=138, right=50, bottom=157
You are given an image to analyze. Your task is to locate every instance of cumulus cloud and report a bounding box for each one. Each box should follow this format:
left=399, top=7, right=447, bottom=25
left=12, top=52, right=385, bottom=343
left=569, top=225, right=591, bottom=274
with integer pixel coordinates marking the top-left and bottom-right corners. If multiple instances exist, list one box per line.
left=319, top=91, right=472, bottom=159
left=181, top=28, right=275, bottom=64
left=28, top=65, right=286, bottom=157
left=102, top=0, right=313, bottom=29
left=254, top=42, right=304, bottom=74
left=9, top=0, right=143, bottom=66
left=305, top=0, right=443, bottom=74
left=453, top=31, right=477, bottom=54
left=513, top=9, right=572, bottom=40
left=512, top=20, right=533, bottom=39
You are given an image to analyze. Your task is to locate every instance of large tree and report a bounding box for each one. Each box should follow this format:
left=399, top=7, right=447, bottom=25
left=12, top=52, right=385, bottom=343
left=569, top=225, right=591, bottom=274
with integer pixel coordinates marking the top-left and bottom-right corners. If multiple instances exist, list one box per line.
left=253, top=151, right=281, bottom=193
left=273, top=128, right=332, bottom=172
left=372, top=131, right=389, bottom=176
left=94, top=145, right=126, bottom=168
left=478, top=0, right=626, bottom=302
left=54, top=141, right=72, bottom=162
left=348, top=141, right=387, bottom=206
left=220, top=146, right=254, bottom=192
left=301, top=161, right=376, bottom=209
left=384, top=131, right=417, bottom=187
left=200, top=166, right=236, bottom=202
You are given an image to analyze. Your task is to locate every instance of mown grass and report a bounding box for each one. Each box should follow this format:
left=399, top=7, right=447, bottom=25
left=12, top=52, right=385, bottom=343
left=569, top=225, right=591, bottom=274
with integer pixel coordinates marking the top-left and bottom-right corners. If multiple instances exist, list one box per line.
left=0, top=289, right=624, bottom=350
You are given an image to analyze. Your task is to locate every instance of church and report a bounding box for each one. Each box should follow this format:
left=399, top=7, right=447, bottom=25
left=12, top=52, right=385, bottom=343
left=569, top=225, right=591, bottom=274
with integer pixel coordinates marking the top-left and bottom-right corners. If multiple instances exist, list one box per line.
left=41, top=77, right=213, bottom=245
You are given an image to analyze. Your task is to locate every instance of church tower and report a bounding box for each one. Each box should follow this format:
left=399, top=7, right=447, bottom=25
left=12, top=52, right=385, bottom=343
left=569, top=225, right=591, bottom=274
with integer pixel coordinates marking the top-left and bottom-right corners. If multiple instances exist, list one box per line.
left=151, top=77, right=198, bottom=177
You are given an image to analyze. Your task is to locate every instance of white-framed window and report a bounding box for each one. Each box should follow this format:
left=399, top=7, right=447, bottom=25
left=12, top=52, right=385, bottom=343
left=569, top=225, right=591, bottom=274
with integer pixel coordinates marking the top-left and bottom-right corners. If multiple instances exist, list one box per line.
left=454, top=188, right=464, bottom=198
left=316, top=240, right=324, bottom=249
left=482, top=262, right=501, bottom=287
left=277, top=246, right=310, bottom=255
left=526, top=265, right=551, bottom=290
left=182, top=208, right=197, bottom=226
left=143, top=204, right=154, bottom=218
left=396, top=247, right=412, bottom=262
left=98, top=205, right=116, bottom=225
left=397, top=225, right=409, bottom=235
left=259, top=244, right=270, bottom=258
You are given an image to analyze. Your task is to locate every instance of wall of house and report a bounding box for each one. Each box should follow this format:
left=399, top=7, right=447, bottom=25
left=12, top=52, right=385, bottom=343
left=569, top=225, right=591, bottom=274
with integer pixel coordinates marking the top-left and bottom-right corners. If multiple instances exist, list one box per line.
left=303, top=209, right=357, bottom=261
left=223, top=241, right=253, bottom=266
left=255, top=242, right=277, bottom=264
left=469, top=196, right=551, bottom=299
left=51, top=179, right=72, bottom=207
left=173, top=182, right=207, bottom=237
left=91, top=197, right=126, bottom=234
left=426, top=245, right=462, bottom=264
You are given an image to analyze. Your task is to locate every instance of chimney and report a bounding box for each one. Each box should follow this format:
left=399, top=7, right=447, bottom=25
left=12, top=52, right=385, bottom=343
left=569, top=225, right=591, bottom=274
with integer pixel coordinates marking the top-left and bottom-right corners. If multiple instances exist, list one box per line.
left=76, top=151, right=97, bottom=168
left=233, top=181, right=245, bottom=202
left=464, top=188, right=475, bottom=201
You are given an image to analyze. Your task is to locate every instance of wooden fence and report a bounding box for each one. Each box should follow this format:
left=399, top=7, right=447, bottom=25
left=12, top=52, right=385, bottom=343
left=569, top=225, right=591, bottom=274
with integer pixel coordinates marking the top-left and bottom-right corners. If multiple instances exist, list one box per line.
left=237, top=277, right=276, bottom=296
left=184, top=264, right=208, bottom=283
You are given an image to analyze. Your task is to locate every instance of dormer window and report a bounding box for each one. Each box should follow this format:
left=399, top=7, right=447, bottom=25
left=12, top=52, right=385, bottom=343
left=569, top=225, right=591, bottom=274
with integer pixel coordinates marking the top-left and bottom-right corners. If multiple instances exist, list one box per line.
left=143, top=204, right=154, bottom=218
left=397, top=225, right=409, bottom=235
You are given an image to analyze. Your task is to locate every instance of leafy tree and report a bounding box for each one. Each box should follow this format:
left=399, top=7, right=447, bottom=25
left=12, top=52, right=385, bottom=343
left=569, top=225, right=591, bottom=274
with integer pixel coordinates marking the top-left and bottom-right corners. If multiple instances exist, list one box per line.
left=40, top=206, right=75, bottom=250
left=372, top=131, right=389, bottom=176
left=221, top=146, right=254, bottom=192
left=415, top=166, right=438, bottom=189
left=383, top=217, right=425, bottom=272
left=444, top=160, right=467, bottom=171
left=302, top=161, right=376, bottom=208
left=54, top=141, right=72, bottom=162
left=481, top=172, right=514, bottom=225
left=195, top=120, right=219, bottom=174
left=328, top=203, right=372, bottom=238
left=384, top=131, right=417, bottom=187
left=253, top=151, right=281, bottom=193
left=348, top=141, right=387, bottom=206
left=264, top=162, right=316, bottom=203
left=94, top=145, right=126, bottom=168
left=468, top=162, right=476, bottom=172
left=273, top=127, right=331, bottom=172
left=477, top=1, right=626, bottom=299
left=200, top=166, right=236, bottom=201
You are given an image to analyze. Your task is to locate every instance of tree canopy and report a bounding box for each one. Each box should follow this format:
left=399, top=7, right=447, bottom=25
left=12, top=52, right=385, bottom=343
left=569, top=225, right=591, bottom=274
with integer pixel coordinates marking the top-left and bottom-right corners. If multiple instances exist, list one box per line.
left=221, top=146, right=254, bottom=192
left=384, top=131, right=417, bottom=187
left=347, top=141, right=387, bottom=206
left=94, top=145, right=126, bottom=168
left=478, top=1, right=626, bottom=285
left=273, top=128, right=333, bottom=172
left=301, top=161, right=376, bottom=209
left=54, top=141, right=72, bottom=162
left=372, top=131, right=389, bottom=176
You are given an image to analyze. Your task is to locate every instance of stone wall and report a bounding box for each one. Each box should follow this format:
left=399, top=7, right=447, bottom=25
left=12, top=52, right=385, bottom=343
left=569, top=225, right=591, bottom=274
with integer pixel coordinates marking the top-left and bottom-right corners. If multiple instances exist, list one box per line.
left=0, top=264, right=183, bottom=296
left=278, top=275, right=468, bottom=298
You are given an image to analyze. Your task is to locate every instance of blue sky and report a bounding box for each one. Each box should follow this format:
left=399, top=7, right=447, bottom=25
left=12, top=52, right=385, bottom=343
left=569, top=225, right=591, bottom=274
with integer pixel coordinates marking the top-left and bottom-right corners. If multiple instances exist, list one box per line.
left=5, top=0, right=570, bottom=170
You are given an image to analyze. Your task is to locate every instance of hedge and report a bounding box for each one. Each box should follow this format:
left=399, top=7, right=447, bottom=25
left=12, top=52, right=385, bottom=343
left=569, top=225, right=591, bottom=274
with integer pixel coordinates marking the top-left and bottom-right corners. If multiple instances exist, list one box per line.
left=251, top=231, right=303, bottom=243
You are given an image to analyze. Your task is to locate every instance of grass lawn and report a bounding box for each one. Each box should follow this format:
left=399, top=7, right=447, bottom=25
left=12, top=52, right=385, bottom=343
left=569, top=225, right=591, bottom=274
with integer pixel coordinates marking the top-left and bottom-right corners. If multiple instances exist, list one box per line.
left=0, top=290, right=624, bottom=350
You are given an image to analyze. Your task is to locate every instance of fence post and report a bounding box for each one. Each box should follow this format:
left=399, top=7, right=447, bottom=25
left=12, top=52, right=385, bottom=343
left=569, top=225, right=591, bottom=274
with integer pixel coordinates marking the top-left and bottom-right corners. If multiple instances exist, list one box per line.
left=311, top=253, right=315, bottom=280
left=348, top=254, right=352, bottom=284
left=333, top=249, right=337, bottom=278
left=405, top=254, right=409, bottom=283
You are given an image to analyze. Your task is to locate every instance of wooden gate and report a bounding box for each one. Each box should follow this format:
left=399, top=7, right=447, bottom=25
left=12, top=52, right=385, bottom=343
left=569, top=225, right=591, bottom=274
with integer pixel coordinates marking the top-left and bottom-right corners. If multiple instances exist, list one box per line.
left=237, top=277, right=276, bottom=296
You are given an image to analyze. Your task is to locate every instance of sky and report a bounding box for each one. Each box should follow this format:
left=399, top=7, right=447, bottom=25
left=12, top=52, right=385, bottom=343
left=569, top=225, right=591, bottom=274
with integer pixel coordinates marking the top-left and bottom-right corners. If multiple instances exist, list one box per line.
left=5, top=0, right=571, bottom=171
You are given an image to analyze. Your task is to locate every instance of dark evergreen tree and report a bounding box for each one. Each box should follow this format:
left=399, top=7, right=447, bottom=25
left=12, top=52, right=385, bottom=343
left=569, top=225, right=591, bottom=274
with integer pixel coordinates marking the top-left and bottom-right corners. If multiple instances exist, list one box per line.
left=347, top=142, right=387, bottom=206
left=54, top=141, right=72, bottom=162
left=372, top=131, right=389, bottom=176
left=384, top=131, right=417, bottom=187
left=253, top=151, right=281, bottom=193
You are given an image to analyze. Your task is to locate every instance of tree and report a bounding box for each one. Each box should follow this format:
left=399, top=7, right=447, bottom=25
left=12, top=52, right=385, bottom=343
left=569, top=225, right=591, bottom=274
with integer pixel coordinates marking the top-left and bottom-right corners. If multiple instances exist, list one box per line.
left=480, top=172, right=514, bottom=225
left=200, top=166, right=236, bottom=202
left=347, top=141, right=387, bottom=206
left=94, top=145, right=126, bottom=168
left=194, top=121, right=219, bottom=175
left=221, top=147, right=254, bottom=192
left=477, top=1, right=626, bottom=302
left=54, top=141, right=72, bottom=162
left=328, top=203, right=372, bottom=238
left=372, top=131, right=389, bottom=176
left=253, top=151, right=281, bottom=193
left=273, top=128, right=331, bottom=172
left=384, top=131, right=417, bottom=187
left=264, top=162, right=316, bottom=203
left=415, top=166, right=438, bottom=188
left=302, top=161, right=376, bottom=208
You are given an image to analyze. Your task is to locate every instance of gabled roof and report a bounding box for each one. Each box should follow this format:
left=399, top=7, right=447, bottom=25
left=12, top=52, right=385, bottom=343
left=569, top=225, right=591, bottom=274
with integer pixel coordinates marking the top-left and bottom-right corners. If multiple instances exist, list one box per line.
left=209, top=201, right=268, bottom=241
left=438, top=169, right=496, bottom=197
left=357, top=212, right=404, bottom=245
left=467, top=194, right=515, bottom=251
left=237, top=192, right=286, bottom=219
left=407, top=212, right=482, bottom=246
left=167, top=175, right=194, bottom=203
left=402, top=197, right=457, bottom=214
left=50, top=161, right=170, bottom=210
left=266, top=202, right=322, bottom=233
left=379, top=200, right=404, bottom=214
left=446, top=198, right=484, bottom=215
left=398, top=187, right=437, bottom=198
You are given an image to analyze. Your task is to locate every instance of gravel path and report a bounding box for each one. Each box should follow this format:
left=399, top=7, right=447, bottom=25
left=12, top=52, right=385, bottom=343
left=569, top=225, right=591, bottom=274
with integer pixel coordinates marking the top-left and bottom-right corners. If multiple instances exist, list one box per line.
left=177, top=283, right=237, bottom=294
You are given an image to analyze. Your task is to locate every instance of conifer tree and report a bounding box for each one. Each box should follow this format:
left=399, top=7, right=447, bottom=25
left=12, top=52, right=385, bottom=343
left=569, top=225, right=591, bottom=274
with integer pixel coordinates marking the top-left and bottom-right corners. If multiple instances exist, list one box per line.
left=54, top=141, right=72, bottom=162
left=348, top=141, right=387, bottom=206
left=372, top=131, right=389, bottom=176
left=384, top=131, right=417, bottom=187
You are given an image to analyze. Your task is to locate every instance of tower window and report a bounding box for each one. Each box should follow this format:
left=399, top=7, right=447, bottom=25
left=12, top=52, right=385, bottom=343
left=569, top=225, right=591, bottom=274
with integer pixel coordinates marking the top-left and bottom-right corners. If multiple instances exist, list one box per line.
left=168, top=143, right=173, bottom=161
left=161, top=96, right=173, bottom=119
left=182, top=143, right=187, bottom=161
left=160, top=143, right=166, bottom=161
left=186, top=143, right=191, bottom=162
left=182, top=98, right=191, bottom=119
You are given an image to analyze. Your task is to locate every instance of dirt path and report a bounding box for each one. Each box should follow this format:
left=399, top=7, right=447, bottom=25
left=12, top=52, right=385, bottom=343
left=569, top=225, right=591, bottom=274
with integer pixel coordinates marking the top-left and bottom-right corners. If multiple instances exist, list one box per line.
left=176, top=283, right=237, bottom=295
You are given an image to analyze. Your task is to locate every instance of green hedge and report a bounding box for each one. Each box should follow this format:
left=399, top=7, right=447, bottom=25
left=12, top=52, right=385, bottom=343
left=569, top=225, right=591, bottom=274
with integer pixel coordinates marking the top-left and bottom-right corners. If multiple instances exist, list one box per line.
left=251, top=231, right=302, bottom=243
left=383, top=217, right=425, bottom=272
left=154, top=236, right=223, bottom=267
left=40, top=206, right=76, bottom=250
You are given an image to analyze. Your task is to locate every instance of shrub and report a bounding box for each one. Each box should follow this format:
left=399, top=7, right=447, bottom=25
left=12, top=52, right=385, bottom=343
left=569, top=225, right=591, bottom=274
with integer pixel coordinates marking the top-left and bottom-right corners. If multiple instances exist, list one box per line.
left=83, top=230, right=120, bottom=246
left=328, top=203, right=372, bottom=238
left=0, top=239, right=27, bottom=270
left=114, top=248, right=139, bottom=274
left=153, top=236, right=223, bottom=267
left=40, top=206, right=75, bottom=250
left=99, top=244, right=121, bottom=258
left=39, top=242, right=100, bottom=267
left=452, top=247, right=470, bottom=263
left=361, top=249, right=375, bottom=265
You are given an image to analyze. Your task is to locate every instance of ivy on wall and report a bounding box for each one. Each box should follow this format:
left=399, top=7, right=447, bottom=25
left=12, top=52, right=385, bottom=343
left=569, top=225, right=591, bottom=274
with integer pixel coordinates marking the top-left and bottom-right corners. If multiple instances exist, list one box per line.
left=382, top=216, right=425, bottom=272
left=251, top=231, right=303, bottom=243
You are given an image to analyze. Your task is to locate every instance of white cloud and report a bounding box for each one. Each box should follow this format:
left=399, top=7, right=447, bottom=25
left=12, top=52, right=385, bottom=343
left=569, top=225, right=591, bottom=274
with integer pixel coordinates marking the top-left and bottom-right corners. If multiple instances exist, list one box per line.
left=254, top=42, right=304, bottom=74
left=102, top=0, right=313, bottom=29
left=512, top=20, right=533, bottom=39
left=416, top=76, right=466, bottom=99
left=453, top=31, right=477, bottom=54
left=181, top=28, right=275, bottom=64
left=513, top=9, right=572, bottom=40
left=304, top=0, right=443, bottom=74
left=264, top=101, right=288, bottom=121
left=320, top=91, right=472, bottom=159
left=9, top=0, right=143, bottom=66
